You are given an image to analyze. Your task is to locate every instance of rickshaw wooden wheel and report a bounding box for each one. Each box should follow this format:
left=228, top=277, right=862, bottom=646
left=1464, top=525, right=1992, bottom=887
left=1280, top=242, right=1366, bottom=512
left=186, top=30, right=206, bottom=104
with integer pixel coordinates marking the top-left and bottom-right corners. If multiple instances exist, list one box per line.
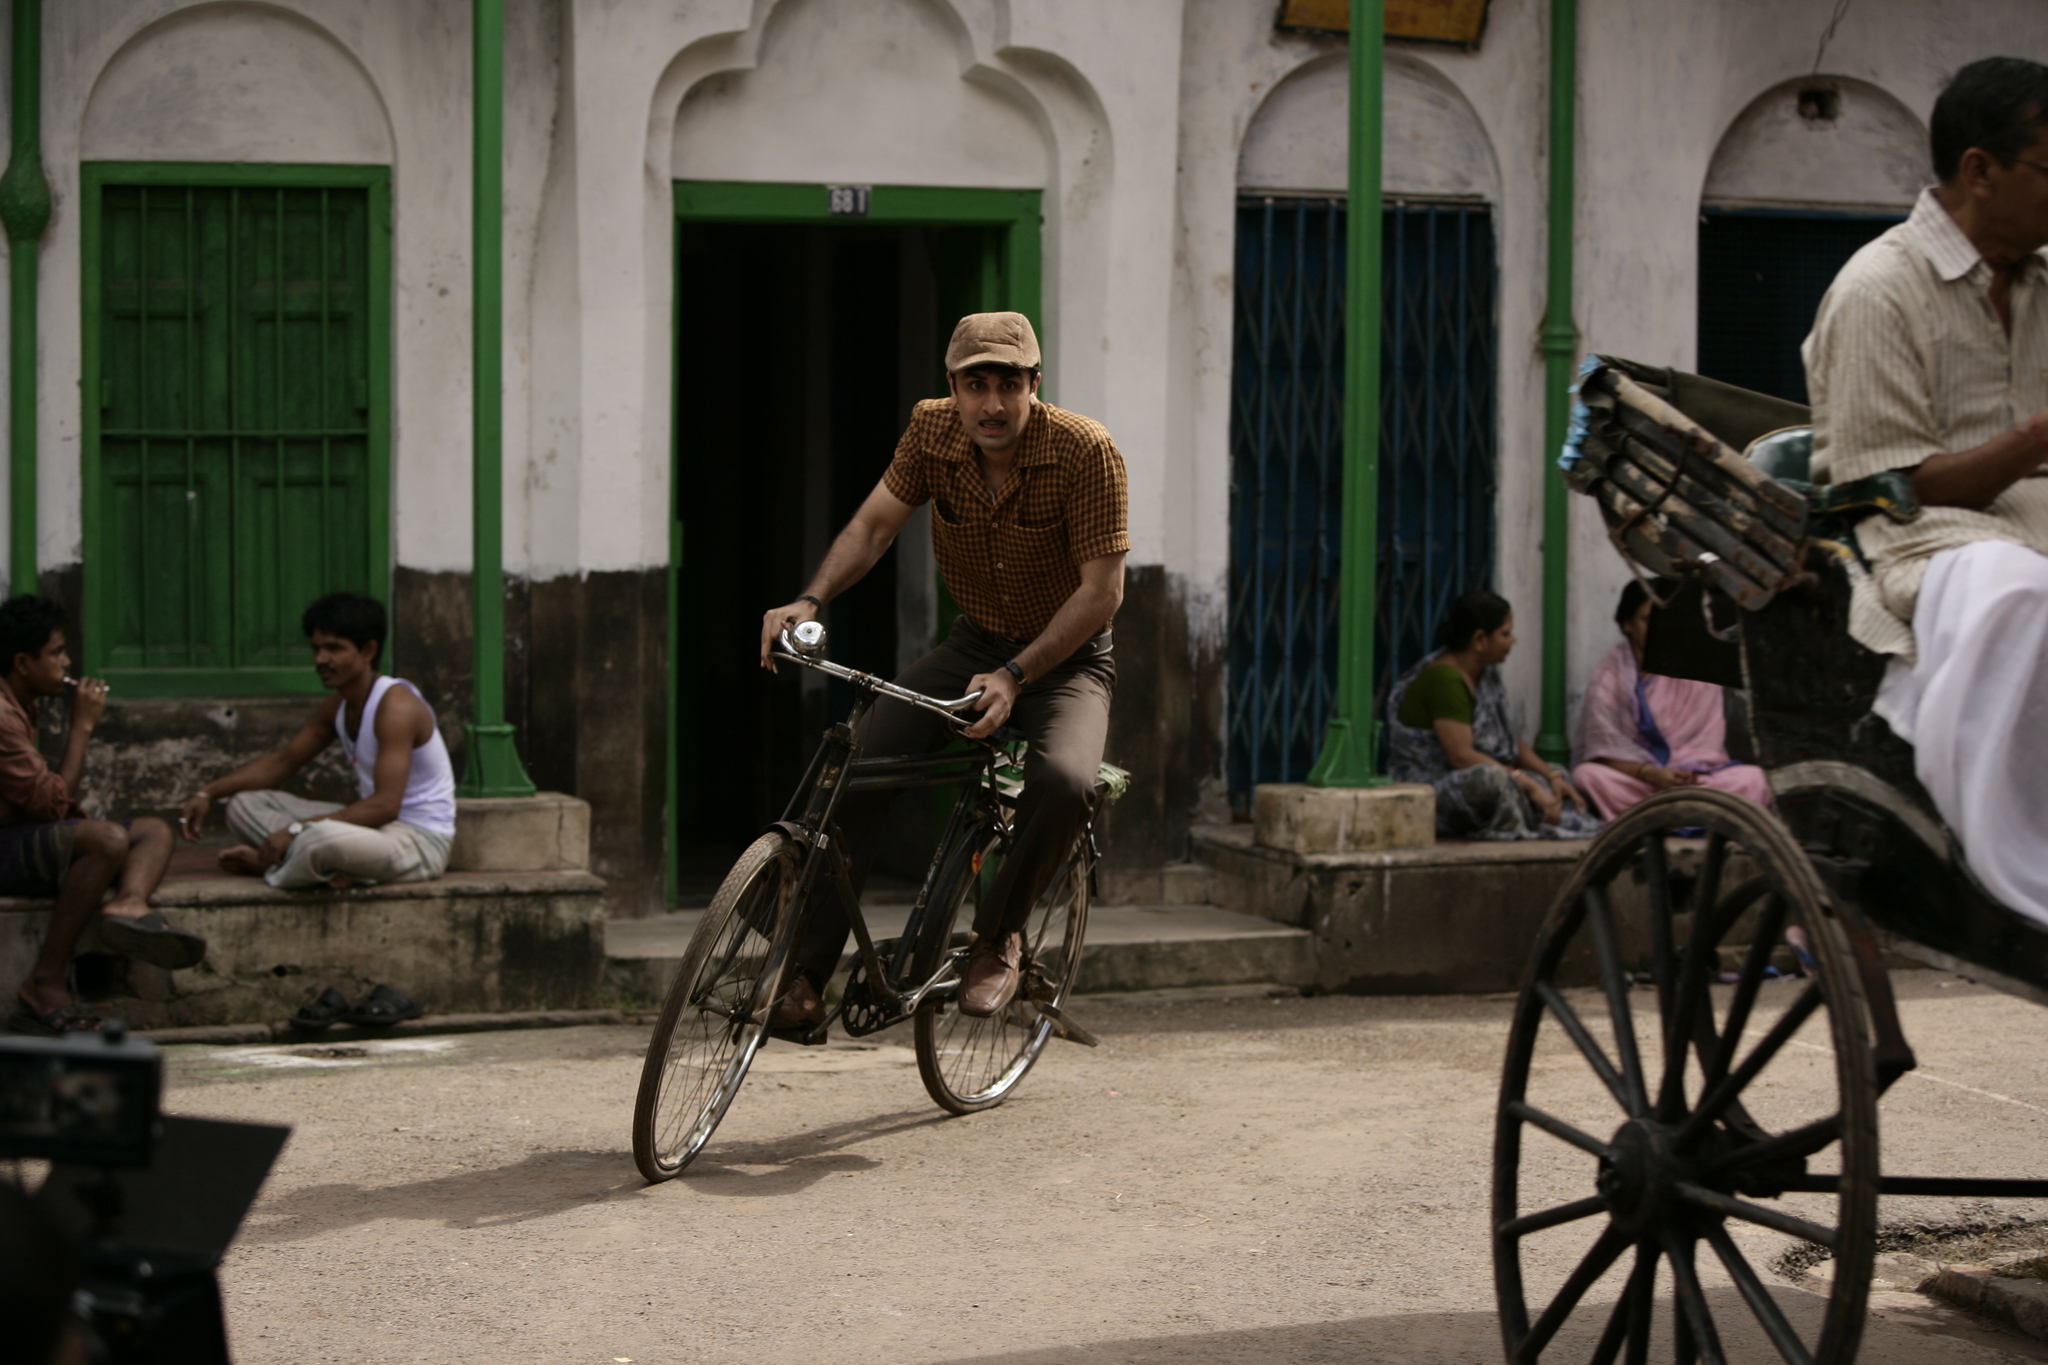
left=1493, top=788, right=1878, bottom=1364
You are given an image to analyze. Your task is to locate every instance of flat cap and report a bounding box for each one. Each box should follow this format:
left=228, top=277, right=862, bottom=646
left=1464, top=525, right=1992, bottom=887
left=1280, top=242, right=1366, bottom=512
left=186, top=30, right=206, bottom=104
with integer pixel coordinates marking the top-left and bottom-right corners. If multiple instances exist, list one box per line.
left=945, top=311, right=1041, bottom=373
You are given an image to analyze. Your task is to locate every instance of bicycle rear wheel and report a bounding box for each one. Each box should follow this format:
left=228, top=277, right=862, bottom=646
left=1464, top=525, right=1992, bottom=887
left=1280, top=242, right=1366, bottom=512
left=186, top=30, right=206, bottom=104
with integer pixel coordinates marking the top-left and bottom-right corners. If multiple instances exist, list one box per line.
left=631, top=831, right=800, bottom=1182
left=913, top=826, right=1090, bottom=1115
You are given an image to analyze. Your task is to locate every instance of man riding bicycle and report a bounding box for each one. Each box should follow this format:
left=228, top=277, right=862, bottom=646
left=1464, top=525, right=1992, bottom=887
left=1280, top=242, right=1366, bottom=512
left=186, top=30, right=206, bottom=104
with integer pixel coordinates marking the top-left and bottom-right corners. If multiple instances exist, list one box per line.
left=757, top=312, right=1128, bottom=1032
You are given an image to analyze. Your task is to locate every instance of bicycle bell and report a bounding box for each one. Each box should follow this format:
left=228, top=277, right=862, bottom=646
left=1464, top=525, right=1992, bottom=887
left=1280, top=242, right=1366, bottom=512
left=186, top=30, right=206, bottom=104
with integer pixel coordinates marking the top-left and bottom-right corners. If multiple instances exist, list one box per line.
left=791, top=620, right=828, bottom=656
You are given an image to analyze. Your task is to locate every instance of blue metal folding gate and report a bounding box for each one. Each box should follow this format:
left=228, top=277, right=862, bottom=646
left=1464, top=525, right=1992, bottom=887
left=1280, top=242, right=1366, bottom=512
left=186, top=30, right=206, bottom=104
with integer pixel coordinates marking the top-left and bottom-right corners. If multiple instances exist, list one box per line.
left=1227, top=197, right=1498, bottom=807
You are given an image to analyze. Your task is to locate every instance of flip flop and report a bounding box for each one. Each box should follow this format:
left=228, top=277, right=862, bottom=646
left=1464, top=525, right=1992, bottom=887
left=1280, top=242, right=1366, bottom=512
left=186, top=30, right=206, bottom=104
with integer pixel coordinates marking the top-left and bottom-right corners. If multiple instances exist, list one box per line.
left=289, top=987, right=353, bottom=1032
left=7, top=1001, right=103, bottom=1036
left=342, top=984, right=423, bottom=1027
left=97, top=912, right=208, bottom=970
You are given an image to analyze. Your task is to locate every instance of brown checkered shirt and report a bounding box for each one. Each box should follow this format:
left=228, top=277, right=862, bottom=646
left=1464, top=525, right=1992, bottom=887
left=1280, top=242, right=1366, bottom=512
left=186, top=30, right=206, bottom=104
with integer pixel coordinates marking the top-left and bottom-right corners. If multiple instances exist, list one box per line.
left=884, top=398, right=1129, bottom=642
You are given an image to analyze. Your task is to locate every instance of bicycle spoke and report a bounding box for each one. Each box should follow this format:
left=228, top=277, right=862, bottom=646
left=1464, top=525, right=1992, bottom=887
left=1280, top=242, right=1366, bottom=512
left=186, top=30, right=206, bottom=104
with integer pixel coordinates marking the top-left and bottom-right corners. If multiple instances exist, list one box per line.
left=1498, top=1194, right=1608, bottom=1241
left=1642, top=835, right=1676, bottom=1020
left=1505, top=1100, right=1613, bottom=1159
left=1676, top=1182, right=1838, bottom=1249
left=1678, top=984, right=1823, bottom=1147
left=1516, top=1221, right=1630, bottom=1362
left=1536, top=981, right=1634, bottom=1115
left=1586, top=887, right=1649, bottom=1118
left=1705, top=1222, right=1815, bottom=1365
left=1662, top=1230, right=1727, bottom=1365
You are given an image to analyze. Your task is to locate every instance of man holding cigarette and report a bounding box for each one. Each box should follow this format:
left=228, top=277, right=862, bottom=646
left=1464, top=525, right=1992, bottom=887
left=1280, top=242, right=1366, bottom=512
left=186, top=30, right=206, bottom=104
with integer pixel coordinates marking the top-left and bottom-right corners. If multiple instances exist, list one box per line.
left=0, top=595, right=192, bottom=1037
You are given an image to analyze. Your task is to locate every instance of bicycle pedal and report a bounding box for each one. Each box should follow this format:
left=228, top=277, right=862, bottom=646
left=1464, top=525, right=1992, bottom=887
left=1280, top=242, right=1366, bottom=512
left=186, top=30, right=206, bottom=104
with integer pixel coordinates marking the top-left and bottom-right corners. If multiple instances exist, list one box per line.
left=1034, top=1002, right=1099, bottom=1048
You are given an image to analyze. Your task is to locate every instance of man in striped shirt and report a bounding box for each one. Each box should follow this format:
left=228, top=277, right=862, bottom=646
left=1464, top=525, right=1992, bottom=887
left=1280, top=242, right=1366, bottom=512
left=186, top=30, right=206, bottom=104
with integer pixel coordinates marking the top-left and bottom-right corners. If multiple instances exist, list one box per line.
left=1805, top=57, right=2048, bottom=920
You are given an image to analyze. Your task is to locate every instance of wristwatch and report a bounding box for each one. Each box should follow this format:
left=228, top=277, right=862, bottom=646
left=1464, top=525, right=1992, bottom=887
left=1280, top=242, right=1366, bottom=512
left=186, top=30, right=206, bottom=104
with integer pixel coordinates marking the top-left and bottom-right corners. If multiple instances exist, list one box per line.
left=1001, top=660, right=1026, bottom=685
left=286, top=821, right=306, bottom=838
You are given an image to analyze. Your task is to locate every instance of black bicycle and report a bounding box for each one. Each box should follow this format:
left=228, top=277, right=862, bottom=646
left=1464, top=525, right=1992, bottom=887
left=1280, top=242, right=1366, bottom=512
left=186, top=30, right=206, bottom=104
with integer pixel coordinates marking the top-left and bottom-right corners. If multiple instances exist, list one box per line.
left=631, top=622, right=1122, bottom=1182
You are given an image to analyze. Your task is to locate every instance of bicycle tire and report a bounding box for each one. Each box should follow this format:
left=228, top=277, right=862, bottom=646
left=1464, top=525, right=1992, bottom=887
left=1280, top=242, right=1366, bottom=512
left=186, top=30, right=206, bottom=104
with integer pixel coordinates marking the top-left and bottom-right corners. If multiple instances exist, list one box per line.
left=913, top=825, right=1091, bottom=1115
left=631, top=831, right=801, bottom=1182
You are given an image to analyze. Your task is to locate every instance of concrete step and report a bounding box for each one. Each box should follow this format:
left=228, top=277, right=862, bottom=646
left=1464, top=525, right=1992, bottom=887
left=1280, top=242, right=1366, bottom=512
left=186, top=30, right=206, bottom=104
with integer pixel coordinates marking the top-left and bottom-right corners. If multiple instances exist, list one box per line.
left=604, top=902, right=1314, bottom=1004
left=2, top=868, right=608, bottom=1029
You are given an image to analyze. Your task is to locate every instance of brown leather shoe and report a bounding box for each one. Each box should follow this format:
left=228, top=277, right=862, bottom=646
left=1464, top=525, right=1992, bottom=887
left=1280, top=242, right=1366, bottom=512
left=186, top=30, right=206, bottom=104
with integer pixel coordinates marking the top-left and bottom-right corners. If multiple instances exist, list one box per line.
left=767, top=973, right=825, bottom=1031
left=959, top=932, right=1024, bottom=1018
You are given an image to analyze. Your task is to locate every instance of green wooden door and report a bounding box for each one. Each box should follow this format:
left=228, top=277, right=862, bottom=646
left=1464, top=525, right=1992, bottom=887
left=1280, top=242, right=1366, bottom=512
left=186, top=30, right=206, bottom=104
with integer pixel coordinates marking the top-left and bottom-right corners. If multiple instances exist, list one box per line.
left=85, top=167, right=390, bottom=694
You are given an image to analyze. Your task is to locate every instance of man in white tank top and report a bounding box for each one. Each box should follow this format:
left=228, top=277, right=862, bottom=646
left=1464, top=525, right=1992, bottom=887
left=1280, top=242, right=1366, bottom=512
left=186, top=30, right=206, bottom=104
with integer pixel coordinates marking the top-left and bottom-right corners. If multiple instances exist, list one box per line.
left=178, top=594, right=458, bottom=890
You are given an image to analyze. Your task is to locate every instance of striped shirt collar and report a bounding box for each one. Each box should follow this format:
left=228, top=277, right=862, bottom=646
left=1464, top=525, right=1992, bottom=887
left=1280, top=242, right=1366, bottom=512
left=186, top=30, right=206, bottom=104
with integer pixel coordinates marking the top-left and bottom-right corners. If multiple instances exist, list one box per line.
left=1902, top=184, right=2048, bottom=284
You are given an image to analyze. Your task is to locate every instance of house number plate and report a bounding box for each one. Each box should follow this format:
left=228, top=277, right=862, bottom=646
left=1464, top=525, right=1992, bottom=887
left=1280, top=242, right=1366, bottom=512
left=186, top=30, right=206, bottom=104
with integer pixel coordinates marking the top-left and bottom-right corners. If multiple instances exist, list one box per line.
left=827, top=185, right=871, bottom=217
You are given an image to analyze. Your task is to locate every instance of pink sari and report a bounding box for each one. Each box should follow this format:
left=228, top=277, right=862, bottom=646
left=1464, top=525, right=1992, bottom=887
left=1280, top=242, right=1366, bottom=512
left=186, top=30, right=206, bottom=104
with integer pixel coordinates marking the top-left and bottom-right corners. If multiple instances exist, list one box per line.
left=1571, top=642, right=1771, bottom=819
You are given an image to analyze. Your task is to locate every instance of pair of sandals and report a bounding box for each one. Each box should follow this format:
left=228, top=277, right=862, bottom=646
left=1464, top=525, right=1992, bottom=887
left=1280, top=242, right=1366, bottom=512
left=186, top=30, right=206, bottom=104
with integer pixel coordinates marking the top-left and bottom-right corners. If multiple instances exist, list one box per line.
left=290, top=983, right=424, bottom=1031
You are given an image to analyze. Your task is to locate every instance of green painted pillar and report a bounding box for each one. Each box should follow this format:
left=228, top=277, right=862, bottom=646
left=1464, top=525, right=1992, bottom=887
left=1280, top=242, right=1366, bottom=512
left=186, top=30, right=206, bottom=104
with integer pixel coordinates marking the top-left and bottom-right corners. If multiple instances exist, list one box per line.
left=460, top=0, right=535, bottom=797
left=0, top=0, right=49, bottom=601
left=1306, top=0, right=1388, bottom=789
left=1536, top=0, right=1579, bottom=766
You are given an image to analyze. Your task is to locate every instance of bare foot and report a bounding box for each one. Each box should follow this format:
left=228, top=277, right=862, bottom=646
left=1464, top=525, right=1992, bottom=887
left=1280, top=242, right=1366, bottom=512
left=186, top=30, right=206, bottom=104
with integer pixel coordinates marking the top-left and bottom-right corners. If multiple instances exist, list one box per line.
left=101, top=895, right=153, bottom=921
left=18, top=975, right=70, bottom=1017
left=219, top=845, right=268, bottom=876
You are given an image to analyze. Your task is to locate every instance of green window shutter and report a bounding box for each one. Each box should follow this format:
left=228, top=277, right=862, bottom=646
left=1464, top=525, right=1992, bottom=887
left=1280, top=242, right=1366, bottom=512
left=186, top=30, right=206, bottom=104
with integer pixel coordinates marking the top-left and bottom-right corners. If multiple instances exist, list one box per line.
left=91, top=174, right=383, bottom=693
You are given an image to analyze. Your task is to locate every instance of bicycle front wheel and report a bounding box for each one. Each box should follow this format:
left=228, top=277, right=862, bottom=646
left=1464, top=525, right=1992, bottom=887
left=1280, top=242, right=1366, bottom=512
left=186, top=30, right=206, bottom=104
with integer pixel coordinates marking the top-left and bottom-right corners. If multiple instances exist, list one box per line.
left=632, top=831, right=801, bottom=1182
left=913, top=827, right=1091, bottom=1115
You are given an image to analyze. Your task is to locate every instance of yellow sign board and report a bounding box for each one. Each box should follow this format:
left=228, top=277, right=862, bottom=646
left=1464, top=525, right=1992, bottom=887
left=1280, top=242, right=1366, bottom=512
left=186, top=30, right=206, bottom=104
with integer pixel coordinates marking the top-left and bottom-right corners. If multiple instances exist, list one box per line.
left=1277, top=0, right=1491, bottom=46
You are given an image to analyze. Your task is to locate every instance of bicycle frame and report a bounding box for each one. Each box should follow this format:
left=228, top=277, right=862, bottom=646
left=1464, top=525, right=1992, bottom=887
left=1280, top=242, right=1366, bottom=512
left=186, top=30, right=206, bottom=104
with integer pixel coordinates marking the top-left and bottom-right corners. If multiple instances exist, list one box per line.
left=766, top=629, right=1014, bottom=1037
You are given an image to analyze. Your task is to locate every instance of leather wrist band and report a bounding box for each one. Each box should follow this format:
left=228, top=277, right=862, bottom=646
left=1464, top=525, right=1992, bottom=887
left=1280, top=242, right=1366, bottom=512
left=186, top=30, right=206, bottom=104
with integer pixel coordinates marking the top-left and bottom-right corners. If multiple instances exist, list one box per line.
left=796, top=594, right=824, bottom=610
left=1002, top=660, right=1026, bottom=685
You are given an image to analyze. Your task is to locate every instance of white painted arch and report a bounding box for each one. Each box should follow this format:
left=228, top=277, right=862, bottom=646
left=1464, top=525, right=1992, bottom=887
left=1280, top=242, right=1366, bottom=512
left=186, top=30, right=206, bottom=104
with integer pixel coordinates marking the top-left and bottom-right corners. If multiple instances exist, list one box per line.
left=670, top=0, right=1047, bottom=189
left=1702, top=75, right=1927, bottom=213
left=80, top=2, right=394, bottom=165
left=1237, top=50, right=1502, bottom=203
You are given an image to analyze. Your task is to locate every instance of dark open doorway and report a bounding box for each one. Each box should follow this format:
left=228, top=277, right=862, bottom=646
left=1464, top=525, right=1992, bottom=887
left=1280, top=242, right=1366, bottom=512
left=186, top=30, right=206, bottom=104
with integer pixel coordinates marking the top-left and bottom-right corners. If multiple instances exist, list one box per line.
left=670, top=219, right=1015, bottom=901
left=1696, top=209, right=1902, bottom=404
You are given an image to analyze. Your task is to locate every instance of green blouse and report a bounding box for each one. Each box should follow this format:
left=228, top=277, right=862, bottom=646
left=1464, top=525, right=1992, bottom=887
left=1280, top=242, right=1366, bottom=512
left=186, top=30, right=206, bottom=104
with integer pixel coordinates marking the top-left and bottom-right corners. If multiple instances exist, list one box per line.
left=1396, top=662, right=1475, bottom=728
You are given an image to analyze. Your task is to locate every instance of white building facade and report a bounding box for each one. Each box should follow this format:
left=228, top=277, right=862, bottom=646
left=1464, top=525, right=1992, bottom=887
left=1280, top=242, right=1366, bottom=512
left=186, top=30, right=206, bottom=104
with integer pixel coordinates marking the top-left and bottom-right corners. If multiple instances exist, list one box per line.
left=8, top=0, right=2042, bottom=910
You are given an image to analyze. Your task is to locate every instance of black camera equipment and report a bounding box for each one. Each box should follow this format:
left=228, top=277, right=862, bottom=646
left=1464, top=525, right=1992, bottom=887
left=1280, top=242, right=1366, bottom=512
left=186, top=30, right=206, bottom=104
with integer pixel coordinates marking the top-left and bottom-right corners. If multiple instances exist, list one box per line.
left=0, top=1025, right=288, bottom=1364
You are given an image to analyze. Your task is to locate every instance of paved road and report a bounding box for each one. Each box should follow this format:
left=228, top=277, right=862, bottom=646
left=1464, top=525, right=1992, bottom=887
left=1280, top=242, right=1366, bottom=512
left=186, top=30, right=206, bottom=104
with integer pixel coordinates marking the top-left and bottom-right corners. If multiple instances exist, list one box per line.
left=165, top=971, right=2048, bottom=1364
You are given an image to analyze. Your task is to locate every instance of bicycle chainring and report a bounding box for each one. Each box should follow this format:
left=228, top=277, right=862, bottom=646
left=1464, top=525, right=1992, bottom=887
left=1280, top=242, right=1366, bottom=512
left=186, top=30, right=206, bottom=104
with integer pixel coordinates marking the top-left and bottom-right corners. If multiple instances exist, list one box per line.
left=839, top=948, right=908, bottom=1038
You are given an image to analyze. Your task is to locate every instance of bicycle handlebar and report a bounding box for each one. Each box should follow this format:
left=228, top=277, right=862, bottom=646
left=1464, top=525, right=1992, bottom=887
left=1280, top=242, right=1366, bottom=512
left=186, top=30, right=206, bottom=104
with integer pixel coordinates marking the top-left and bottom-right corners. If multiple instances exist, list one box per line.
left=776, top=626, right=987, bottom=725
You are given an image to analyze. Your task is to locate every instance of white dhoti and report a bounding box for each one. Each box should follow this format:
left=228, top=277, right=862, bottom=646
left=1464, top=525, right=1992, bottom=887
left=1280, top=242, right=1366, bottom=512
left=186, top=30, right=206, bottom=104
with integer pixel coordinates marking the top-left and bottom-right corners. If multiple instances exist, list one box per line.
left=1874, top=540, right=2048, bottom=924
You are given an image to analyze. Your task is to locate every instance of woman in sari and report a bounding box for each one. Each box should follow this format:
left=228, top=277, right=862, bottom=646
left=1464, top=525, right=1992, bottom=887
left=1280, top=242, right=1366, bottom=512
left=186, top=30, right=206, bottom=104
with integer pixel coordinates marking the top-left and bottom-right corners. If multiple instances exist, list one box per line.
left=1388, top=591, right=1600, bottom=840
left=1571, top=580, right=1771, bottom=818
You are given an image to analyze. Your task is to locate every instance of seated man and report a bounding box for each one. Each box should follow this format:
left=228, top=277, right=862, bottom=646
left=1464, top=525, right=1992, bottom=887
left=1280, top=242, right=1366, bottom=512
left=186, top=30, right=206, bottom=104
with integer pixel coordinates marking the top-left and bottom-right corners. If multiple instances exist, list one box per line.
left=1805, top=57, right=2048, bottom=919
left=0, top=596, right=193, bottom=1036
left=180, top=593, right=456, bottom=889
left=1572, top=580, right=1771, bottom=818
left=1386, top=590, right=1599, bottom=840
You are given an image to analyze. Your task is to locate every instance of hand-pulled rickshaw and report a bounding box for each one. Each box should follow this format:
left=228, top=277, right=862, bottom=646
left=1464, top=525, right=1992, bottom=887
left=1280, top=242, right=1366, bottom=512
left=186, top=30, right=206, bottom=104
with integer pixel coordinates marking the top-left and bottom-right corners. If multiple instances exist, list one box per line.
left=1491, top=357, right=2048, bottom=1364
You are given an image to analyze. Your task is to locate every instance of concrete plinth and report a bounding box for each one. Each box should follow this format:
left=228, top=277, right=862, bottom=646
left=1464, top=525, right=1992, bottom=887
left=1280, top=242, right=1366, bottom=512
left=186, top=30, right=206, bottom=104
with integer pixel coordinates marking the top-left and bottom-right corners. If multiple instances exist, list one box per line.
left=1198, top=824, right=1672, bottom=994
left=1253, top=782, right=1435, bottom=855
left=447, top=792, right=591, bottom=872
left=1, top=870, right=607, bottom=1029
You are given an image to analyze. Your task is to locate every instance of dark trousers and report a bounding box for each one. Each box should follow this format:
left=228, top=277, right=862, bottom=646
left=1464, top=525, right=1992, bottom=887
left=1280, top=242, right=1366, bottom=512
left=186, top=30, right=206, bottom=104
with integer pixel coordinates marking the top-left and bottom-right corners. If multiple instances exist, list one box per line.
left=793, top=616, right=1116, bottom=986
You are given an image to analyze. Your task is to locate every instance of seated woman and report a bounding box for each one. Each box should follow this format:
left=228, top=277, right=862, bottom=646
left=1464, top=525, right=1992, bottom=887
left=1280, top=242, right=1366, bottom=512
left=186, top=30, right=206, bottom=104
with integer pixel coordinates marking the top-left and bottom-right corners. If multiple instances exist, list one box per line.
left=1388, top=591, right=1600, bottom=840
left=1571, top=580, right=1772, bottom=818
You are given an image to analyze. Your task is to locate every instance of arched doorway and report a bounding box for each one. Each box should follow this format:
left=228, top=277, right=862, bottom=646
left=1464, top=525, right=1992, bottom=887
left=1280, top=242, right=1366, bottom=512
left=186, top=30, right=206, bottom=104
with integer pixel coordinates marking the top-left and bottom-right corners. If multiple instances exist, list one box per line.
left=1697, top=77, right=1927, bottom=402
left=1226, top=54, right=1501, bottom=806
